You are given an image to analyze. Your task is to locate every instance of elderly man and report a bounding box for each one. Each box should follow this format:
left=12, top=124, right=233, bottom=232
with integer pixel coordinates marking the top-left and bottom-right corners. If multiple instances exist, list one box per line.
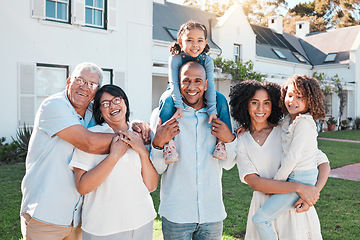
left=20, top=62, right=147, bottom=240
left=151, top=61, right=237, bottom=240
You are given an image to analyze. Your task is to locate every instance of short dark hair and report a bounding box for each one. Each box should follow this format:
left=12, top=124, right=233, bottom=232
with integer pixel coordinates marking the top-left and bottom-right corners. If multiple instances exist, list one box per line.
left=93, top=84, right=130, bottom=124
left=229, top=80, right=283, bottom=129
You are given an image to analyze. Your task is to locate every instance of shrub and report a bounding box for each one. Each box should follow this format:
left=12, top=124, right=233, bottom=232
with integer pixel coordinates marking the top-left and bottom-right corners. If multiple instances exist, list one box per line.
left=355, top=117, right=360, bottom=129
left=0, top=124, right=33, bottom=165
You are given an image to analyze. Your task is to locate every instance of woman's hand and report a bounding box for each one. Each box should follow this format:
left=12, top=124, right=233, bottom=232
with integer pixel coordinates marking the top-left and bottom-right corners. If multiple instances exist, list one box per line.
left=297, top=183, right=320, bottom=207
left=109, top=135, right=129, bottom=160
left=120, top=130, right=148, bottom=157
left=293, top=198, right=311, bottom=213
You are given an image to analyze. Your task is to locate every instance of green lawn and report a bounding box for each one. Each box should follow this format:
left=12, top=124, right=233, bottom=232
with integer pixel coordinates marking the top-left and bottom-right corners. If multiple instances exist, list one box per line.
left=318, top=129, right=360, bottom=141
left=1, top=130, right=360, bottom=239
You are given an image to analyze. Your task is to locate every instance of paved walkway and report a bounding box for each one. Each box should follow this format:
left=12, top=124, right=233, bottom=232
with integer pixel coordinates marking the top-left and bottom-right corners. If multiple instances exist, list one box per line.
left=318, top=137, right=360, bottom=181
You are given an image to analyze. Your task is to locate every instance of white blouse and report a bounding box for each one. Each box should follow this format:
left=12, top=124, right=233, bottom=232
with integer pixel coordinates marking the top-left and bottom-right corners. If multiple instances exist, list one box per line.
left=69, top=123, right=156, bottom=236
left=275, top=114, right=319, bottom=181
left=237, top=125, right=326, bottom=240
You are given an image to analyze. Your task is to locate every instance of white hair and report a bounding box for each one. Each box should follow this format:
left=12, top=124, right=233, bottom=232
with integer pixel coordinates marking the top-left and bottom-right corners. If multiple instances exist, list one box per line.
left=71, top=62, right=104, bottom=87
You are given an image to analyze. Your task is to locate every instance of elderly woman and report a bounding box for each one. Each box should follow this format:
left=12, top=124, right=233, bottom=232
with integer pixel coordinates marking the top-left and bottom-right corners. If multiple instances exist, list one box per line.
left=69, top=84, right=158, bottom=240
left=229, top=80, right=330, bottom=239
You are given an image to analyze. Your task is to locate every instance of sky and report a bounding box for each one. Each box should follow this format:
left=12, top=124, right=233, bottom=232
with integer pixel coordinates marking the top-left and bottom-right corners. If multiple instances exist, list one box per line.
left=166, top=0, right=309, bottom=9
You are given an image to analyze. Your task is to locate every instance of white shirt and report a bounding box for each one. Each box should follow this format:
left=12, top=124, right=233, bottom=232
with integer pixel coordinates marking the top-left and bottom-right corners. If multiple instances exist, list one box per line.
left=69, top=123, right=156, bottom=236
left=20, top=90, right=96, bottom=227
left=274, top=114, right=319, bottom=181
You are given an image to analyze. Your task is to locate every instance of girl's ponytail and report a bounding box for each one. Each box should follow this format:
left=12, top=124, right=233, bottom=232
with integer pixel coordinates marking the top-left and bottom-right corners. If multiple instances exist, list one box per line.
left=170, top=42, right=182, bottom=55
left=203, top=43, right=210, bottom=54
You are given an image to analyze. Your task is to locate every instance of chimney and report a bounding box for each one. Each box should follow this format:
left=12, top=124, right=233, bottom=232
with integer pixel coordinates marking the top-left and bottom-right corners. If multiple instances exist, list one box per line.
left=268, top=16, right=283, bottom=34
left=153, top=0, right=165, bottom=4
left=296, top=21, right=310, bottom=38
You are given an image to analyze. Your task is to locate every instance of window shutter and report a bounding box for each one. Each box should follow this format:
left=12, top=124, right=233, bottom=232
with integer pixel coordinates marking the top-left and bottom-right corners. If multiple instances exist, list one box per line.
left=31, top=0, right=45, bottom=19
left=18, top=63, right=36, bottom=126
left=107, top=0, right=117, bottom=31
left=72, top=0, right=85, bottom=26
left=114, top=71, right=126, bottom=90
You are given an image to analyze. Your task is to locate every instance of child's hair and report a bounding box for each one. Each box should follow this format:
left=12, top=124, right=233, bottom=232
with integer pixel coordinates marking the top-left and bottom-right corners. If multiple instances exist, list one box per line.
left=280, top=74, right=326, bottom=121
left=229, top=80, right=283, bottom=129
left=170, top=21, right=210, bottom=55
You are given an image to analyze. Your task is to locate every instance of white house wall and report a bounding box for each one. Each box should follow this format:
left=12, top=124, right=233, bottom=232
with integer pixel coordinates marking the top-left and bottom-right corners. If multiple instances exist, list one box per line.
left=212, top=5, right=256, bottom=63
left=1, top=0, right=152, bottom=141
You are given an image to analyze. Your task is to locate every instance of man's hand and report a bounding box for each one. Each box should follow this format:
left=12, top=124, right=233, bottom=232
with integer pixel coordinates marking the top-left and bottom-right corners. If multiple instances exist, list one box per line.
left=131, top=121, right=151, bottom=144
left=211, top=119, right=235, bottom=143
left=171, top=108, right=183, bottom=120
left=152, top=118, right=180, bottom=149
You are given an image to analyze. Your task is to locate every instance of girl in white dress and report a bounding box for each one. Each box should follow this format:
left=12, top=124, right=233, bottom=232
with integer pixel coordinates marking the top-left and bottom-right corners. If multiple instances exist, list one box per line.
left=69, top=85, right=158, bottom=240
left=229, top=80, right=330, bottom=240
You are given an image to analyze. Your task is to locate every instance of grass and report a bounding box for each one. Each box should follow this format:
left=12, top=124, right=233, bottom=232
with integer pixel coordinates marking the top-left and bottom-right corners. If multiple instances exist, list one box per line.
left=1, top=130, right=360, bottom=239
left=318, top=129, right=360, bottom=141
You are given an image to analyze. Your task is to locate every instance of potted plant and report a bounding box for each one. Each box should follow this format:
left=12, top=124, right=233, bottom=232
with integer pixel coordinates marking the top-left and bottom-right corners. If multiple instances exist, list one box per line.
left=326, top=117, right=336, bottom=131
left=340, top=120, right=349, bottom=130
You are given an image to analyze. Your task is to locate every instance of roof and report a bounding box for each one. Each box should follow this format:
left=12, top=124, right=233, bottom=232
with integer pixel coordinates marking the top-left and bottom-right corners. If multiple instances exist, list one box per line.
left=153, top=1, right=220, bottom=49
left=250, top=24, right=311, bottom=65
left=302, top=25, right=360, bottom=65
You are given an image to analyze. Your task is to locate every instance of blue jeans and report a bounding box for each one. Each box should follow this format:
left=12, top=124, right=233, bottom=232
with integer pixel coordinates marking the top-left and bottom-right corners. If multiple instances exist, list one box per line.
left=252, top=169, right=318, bottom=240
left=161, top=217, right=223, bottom=240
left=159, top=90, right=232, bottom=131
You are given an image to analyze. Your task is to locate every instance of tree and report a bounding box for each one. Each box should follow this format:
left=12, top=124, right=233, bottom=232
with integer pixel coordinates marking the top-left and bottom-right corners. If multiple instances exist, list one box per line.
left=287, top=0, right=360, bottom=30
left=213, top=58, right=265, bottom=82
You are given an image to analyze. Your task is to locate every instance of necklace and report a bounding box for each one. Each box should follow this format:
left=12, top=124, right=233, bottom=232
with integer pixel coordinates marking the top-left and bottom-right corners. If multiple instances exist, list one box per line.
left=250, top=127, right=272, bottom=144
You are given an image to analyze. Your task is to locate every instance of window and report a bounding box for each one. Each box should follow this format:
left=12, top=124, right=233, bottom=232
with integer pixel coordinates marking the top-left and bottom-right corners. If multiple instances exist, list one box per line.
left=36, top=64, right=69, bottom=111
left=272, top=49, right=287, bottom=59
left=85, top=0, right=105, bottom=28
left=234, top=44, right=241, bottom=62
left=164, top=27, right=178, bottom=40
left=293, top=52, right=306, bottom=63
left=325, top=94, right=332, bottom=116
left=324, top=53, right=338, bottom=63
left=102, top=69, right=113, bottom=85
left=46, top=0, right=69, bottom=22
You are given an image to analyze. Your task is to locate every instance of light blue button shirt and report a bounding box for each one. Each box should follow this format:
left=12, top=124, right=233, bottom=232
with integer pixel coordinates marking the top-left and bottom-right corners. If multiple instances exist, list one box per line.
left=150, top=106, right=236, bottom=224
left=20, top=90, right=96, bottom=227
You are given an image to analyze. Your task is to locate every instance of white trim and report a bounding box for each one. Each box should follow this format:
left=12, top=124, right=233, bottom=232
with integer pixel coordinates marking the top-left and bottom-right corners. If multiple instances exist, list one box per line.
left=256, top=56, right=312, bottom=69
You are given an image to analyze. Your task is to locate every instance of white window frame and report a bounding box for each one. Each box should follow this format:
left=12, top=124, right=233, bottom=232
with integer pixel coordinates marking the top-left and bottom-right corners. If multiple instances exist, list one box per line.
left=324, top=53, right=338, bottom=63
left=85, top=0, right=105, bottom=28
left=101, top=68, right=113, bottom=86
left=45, top=0, right=70, bottom=23
left=234, top=44, right=241, bottom=62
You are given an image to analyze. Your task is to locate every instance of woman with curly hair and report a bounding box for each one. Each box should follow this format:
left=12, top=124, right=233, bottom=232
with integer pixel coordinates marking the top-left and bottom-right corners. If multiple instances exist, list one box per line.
left=229, top=79, right=330, bottom=240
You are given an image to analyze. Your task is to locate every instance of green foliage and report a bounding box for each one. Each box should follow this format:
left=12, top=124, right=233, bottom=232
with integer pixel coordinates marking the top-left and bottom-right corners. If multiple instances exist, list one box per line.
left=12, top=124, right=33, bottom=159
left=326, top=116, right=337, bottom=125
left=0, top=138, right=21, bottom=165
left=0, top=124, right=33, bottom=165
left=213, top=58, right=265, bottom=82
left=354, top=117, right=360, bottom=129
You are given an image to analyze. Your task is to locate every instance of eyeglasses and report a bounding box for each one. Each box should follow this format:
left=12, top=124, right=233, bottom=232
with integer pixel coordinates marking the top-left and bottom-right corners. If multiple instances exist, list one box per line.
left=74, top=78, right=99, bottom=90
left=100, top=97, right=123, bottom=108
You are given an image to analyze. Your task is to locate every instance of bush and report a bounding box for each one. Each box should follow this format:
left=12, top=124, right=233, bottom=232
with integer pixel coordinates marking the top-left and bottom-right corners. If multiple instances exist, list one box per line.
left=0, top=138, right=21, bottom=165
left=0, top=124, right=33, bottom=165
left=355, top=117, right=360, bottom=129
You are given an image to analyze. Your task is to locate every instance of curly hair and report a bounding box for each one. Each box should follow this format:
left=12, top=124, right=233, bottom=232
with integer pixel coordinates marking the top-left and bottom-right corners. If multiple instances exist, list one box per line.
left=280, top=75, right=325, bottom=121
left=93, top=84, right=130, bottom=125
left=229, top=80, right=283, bottom=129
left=169, top=20, right=210, bottom=55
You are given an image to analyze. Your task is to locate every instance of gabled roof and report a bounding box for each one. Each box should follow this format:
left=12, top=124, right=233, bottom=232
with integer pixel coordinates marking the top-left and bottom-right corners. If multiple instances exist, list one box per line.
left=250, top=24, right=311, bottom=65
left=302, top=25, right=360, bottom=65
left=153, top=1, right=220, bottom=49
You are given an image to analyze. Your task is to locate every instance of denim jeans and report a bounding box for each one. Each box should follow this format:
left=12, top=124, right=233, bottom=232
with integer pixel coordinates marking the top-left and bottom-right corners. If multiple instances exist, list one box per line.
left=252, top=169, right=319, bottom=240
left=161, top=217, right=223, bottom=240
